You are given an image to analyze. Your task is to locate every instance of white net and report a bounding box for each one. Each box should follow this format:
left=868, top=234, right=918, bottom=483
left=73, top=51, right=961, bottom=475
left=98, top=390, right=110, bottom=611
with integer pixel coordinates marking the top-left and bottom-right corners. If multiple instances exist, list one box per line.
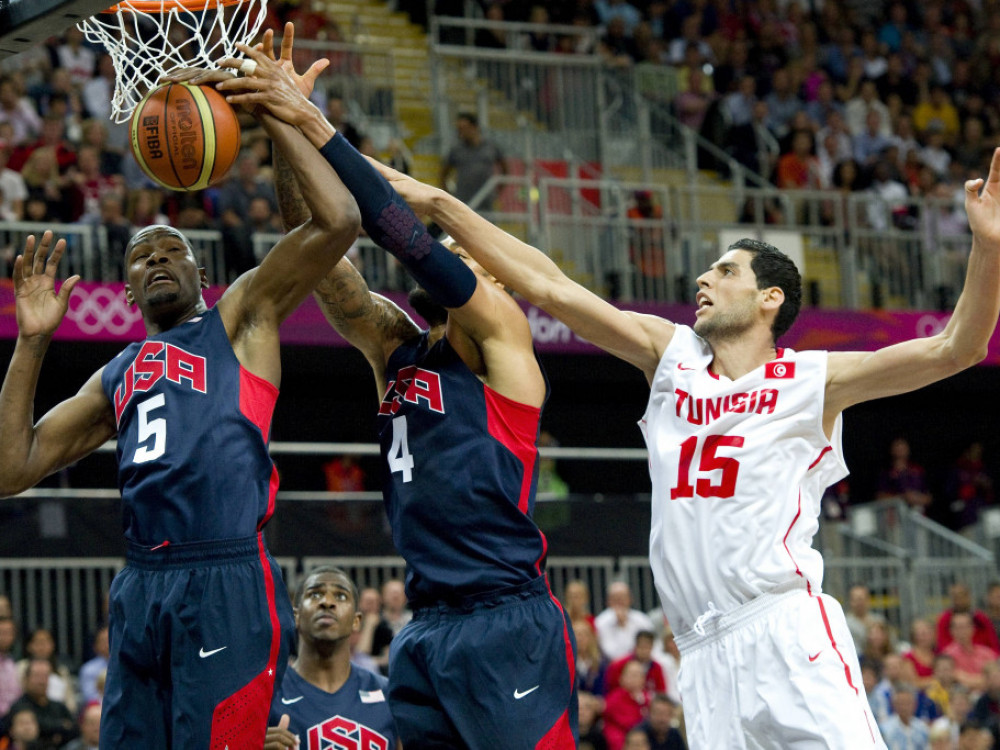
left=78, top=0, right=269, bottom=123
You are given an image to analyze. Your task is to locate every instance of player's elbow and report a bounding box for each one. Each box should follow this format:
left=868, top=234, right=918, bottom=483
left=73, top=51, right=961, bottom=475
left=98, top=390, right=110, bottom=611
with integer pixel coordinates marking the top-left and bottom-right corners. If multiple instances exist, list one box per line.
left=313, top=200, right=361, bottom=246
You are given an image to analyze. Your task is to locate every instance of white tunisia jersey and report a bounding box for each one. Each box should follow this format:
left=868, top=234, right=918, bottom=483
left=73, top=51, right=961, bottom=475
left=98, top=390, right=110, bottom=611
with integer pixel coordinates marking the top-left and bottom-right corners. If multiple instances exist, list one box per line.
left=640, top=325, right=848, bottom=633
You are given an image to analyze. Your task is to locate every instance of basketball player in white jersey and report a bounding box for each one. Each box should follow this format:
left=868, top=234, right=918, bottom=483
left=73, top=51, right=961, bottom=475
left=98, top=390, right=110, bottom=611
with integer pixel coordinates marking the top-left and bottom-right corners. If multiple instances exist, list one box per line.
left=362, top=149, right=1000, bottom=747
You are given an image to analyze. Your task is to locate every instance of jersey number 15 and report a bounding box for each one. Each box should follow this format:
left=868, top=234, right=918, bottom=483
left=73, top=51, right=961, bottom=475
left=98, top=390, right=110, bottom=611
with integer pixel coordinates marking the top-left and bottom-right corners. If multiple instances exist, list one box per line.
left=670, top=435, right=744, bottom=499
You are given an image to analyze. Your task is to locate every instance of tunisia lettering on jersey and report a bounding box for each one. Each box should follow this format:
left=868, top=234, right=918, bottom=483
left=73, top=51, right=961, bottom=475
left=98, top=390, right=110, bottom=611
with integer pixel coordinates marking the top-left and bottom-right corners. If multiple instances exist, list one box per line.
left=305, top=716, right=389, bottom=750
left=378, top=365, right=445, bottom=416
left=114, top=341, right=207, bottom=423
left=674, top=387, right=779, bottom=426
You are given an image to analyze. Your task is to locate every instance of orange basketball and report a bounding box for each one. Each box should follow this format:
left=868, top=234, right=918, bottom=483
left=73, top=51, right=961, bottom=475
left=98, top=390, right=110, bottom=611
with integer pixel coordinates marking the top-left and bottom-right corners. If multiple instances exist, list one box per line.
left=130, top=82, right=241, bottom=192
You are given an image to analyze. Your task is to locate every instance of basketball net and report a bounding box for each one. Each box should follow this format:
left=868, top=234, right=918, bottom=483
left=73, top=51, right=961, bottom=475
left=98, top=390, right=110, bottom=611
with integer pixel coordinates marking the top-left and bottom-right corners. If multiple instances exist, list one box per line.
left=79, top=0, right=269, bottom=123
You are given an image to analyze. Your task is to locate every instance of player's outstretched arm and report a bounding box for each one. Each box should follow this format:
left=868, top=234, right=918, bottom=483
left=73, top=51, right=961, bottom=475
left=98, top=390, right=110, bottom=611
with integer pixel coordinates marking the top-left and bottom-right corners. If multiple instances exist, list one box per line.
left=826, top=147, right=1000, bottom=416
left=0, top=233, right=116, bottom=497
left=366, top=159, right=674, bottom=380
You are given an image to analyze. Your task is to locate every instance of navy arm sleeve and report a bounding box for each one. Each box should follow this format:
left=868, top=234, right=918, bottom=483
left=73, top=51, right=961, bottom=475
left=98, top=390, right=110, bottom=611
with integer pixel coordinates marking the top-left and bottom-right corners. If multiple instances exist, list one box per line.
left=318, top=133, right=477, bottom=309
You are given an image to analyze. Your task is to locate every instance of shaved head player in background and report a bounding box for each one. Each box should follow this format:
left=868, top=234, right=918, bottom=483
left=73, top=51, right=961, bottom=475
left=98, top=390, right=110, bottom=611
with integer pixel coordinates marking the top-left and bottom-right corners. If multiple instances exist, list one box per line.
left=360, top=146, right=1000, bottom=747
left=218, top=34, right=577, bottom=749
left=0, top=49, right=361, bottom=749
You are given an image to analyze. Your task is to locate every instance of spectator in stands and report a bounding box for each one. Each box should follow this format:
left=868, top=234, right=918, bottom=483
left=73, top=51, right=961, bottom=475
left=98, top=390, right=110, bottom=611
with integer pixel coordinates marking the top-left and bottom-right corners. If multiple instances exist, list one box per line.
left=563, top=579, right=596, bottom=631
left=440, top=112, right=507, bottom=209
left=775, top=129, right=821, bottom=190
left=596, top=0, right=642, bottom=38
left=862, top=659, right=891, bottom=725
left=126, top=188, right=169, bottom=230
left=576, top=619, right=609, bottom=697
left=622, top=728, right=651, bottom=750
left=845, top=79, right=892, bottom=138
left=59, top=702, right=99, bottom=750
left=942, top=612, right=999, bottom=692
left=0, top=78, right=41, bottom=146
left=970, top=661, right=1000, bottom=746
left=80, top=55, right=114, bottom=125
left=10, top=115, right=76, bottom=174
left=353, top=586, right=382, bottom=661
left=763, top=67, right=802, bottom=141
left=877, top=436, right=932, bottom=512
left=70, top=145, right=123, bottom=223
left=15, top=632, right=73, bottom=719
left=0, top=619, right=20, bottom=718
left=984, top=582, right=1000, bottom=639
left=598, top=18, right=641, bottom=67
left=650, top=623, right=680, bottom=705
left=77, top=627, right=108, bottom=707
left=371, top=579, right=409, bottom=675
left=937, top=582, right=1000, bottom=653
left=603, top=660, right=651, bottom=750
left=845, top=583, right=887, bottom=654
left=804, top=78, right=844, bottom=128
left=957, top=721, right=993, bottom=750
left=944, top=442, right=994, bottom=533
left=854, top=111, right=893, bottom=168
left=0, top=145, right=26, bottom=222
left=913, top=86, right=960, bottom=144
left=672, top=67, right=712, bottom=132
left=0, top=601, right=9, bottom=621
left=54, top=28, right=94, bottom=87
left=636, top=693, right=685, bottom=750
left=3, top=660, right=76, bottom=750
left=920, top=126, right=952, bottom=181
left=925, top=655, right=959, bottom=718
left=903, top=618, right=938, bottom=688
left=728, top=99, right=780, bottom=180
left=723, top=75, right=757, bottom=129
left=579, top=691, right=610, bottom=750
left=475, top=3, right=507, bottom=49
left=324, top=97, right=363, bottom=151
left=879, top=684, right=931, bottom=749
left=864, top=620, right=898, bottom=666
left=20, top=148, right=72, bottom=224
left=595, top=581, right=655, bottom=661
left=606, top=631, right=665, bottom=695
left=0, top=706, right=39, bottom=750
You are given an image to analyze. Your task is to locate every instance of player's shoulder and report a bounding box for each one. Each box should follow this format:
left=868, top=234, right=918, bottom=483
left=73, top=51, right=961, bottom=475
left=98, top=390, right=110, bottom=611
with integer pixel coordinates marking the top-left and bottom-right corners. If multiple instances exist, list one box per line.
left=351, top=664, right=390, bottom=691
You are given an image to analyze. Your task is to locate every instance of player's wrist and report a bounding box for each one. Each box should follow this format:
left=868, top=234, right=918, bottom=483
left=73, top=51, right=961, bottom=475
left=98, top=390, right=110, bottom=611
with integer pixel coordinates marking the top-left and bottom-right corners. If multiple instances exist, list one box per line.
left=301, top=109, right=336, bottom=149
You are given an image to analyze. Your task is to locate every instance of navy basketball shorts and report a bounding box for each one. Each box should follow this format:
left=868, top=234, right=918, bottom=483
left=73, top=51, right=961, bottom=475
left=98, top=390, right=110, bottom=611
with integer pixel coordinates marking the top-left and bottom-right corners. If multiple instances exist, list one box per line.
left=388, top=576, right=578, bottom=749
left=100, top=534, right=295, bottom=749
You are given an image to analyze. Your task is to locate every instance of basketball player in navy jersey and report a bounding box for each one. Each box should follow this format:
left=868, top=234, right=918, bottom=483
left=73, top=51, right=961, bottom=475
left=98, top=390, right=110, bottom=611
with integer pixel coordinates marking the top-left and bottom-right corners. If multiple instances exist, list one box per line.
left=353, top=151, right=1000, bottom=747
left=0, top=51, right=361, bottom=749
left=265, top=566, right=400, bottom=750
left=219, top=39, right=577, bottom=749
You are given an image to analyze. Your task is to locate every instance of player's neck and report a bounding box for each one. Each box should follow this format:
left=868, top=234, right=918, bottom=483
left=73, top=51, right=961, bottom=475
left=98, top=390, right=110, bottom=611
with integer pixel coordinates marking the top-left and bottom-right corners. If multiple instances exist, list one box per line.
left=427, top=323, right=447, bottom=347
left=143, top=298, right=208, bottom=336
left=294, top=643, right=353, bottom=693
left=707, top=332, right=778, bottom=380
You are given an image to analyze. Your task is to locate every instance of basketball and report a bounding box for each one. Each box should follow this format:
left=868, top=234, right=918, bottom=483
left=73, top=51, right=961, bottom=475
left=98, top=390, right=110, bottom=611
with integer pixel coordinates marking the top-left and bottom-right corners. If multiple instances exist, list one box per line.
left=130, top=82, right=241, bottom=192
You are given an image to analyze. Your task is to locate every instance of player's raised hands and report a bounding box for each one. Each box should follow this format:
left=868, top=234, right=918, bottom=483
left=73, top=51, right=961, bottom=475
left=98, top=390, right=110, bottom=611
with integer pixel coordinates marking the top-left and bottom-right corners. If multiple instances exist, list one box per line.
left=13, top=232, right=79, bottom=339
left=263, top=713, right=299, bottom=750
left=217, top=42, right=321, bottom=128
left=259, top=23, right=330, bottom=98
left=966, top=147, right=1000, bottom=247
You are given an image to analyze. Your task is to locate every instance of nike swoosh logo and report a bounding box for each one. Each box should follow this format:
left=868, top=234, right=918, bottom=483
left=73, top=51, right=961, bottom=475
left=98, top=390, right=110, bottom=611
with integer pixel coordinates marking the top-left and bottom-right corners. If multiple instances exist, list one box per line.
left=199, top=646, right=227, bottom=658
left=514, top=685, right=540, bottom=699
left=677, top=363, right=695, bottom=371
left=808, top=651, right=822, bottom=662
left=281, top=696, right=304, bottom=705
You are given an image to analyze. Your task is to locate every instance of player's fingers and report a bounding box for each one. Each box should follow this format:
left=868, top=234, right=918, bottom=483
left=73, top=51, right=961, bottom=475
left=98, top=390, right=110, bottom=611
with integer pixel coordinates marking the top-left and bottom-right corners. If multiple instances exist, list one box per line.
left=966, top=178, right=984, bottom=194
left=44, top=239, right=68, bottom=275
left=233, top=42, right=273, bottom=69
left=280, top=23, right=295, bottom=61
left=261, top=28, right=275, bottom=60
left=57, top=275, right=81, bottom=304
left=987, top=147, right=1000, bottom=187
left=33, top=232, right=53, bottom=275
left=12, top=254, right=23, bottom=284
left=303, top=58, right=330, bottom=85
left=278, top=714, right=290, bottom=730
left=21, top=235, right=36, bottom=276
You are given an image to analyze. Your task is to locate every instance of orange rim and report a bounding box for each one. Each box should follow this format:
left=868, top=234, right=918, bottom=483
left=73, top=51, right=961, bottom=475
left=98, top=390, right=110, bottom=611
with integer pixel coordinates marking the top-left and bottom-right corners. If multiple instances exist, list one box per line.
left=101, top=0, right=251, bottom=12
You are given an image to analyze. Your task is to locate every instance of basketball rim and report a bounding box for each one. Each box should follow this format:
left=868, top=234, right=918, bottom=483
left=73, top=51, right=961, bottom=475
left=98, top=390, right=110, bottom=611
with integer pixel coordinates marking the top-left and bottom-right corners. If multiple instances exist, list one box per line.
left=101, top=0, right=251, bottom=12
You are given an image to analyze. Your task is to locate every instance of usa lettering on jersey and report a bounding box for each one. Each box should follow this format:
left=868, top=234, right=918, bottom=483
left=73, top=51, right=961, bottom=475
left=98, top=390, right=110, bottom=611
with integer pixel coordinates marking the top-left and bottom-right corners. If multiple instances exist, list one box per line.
left=305, top=715, right=389, bottom=750
left=674, top=387, right=779, bottom=426
left=378, top=365, right=445, bottom=416
left=114, top=341, right=207, bottom=423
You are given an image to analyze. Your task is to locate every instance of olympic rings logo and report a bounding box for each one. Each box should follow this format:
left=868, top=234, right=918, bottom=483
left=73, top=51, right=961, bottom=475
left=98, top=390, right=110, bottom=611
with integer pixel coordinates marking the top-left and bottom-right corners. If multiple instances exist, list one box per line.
left=66, top=287, right=142, bottom=336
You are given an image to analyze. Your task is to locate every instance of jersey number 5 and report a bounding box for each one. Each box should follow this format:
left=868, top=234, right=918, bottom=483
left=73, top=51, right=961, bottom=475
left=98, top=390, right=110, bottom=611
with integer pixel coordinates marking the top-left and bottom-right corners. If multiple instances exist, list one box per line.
left=133, top=394, right=167, bottom=463
left=671, top=435, right=744, bottom=499
left=388, top=415, right=414, bottom=482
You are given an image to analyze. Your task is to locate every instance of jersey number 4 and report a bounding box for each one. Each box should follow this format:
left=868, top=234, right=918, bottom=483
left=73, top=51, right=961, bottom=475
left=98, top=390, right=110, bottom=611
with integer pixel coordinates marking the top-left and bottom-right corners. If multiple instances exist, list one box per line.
left=671, top=435, right=744, bottom=499
left=388, top=416, right=414, bottom=482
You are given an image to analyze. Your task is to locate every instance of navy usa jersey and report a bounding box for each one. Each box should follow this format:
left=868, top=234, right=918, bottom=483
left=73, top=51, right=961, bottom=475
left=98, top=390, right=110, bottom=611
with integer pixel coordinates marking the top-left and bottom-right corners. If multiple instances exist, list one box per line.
left=377, top=332, right=549, bottom=603
left=100, top=307, right=279, bottom=545
left=270, top=665, right=397, bottom=750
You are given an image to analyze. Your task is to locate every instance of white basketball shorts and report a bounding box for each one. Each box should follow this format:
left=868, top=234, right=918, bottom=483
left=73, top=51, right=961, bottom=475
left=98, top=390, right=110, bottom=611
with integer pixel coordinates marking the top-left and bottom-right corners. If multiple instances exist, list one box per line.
left=674, top=585, right=886, bottom=749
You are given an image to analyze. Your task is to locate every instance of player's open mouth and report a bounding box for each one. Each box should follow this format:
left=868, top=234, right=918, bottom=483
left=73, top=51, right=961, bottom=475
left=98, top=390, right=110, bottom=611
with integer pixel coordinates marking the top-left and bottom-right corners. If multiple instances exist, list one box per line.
left=696, top=293, right=712, bottom=309
left=146, top=271, right=174, bottom=289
